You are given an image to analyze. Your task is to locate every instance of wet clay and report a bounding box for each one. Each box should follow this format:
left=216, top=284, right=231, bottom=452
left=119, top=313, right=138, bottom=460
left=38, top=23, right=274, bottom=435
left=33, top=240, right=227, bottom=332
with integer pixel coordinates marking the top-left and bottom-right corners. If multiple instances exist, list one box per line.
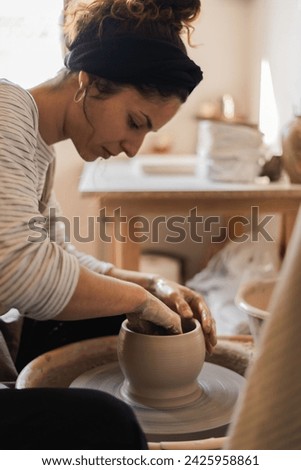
left=117, top=318, right=206, bottom=408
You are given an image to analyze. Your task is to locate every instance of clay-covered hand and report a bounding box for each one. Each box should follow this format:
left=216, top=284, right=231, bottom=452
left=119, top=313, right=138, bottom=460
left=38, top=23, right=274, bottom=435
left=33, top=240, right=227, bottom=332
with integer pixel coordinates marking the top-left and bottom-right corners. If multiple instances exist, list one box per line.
left=129, top=291, right=183, bottom=336
left=149, top=278, right=217, bottom=353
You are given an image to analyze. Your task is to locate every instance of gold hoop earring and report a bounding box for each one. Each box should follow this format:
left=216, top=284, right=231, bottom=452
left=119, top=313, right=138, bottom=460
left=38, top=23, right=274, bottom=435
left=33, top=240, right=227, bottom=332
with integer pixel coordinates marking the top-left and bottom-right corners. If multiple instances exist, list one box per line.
left=74, top=84, right=87, bottom=103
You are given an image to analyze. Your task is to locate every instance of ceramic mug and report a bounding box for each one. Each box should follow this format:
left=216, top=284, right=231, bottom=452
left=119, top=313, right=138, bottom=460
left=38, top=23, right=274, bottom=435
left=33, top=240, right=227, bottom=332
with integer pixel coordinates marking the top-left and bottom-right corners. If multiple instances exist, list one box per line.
left=117, top=318, right=206, bottom=408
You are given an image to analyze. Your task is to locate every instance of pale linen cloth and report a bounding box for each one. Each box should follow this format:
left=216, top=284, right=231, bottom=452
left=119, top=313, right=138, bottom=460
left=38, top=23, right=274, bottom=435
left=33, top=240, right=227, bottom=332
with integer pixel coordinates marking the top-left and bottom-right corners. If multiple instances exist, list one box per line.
left=225, top=206, right=301, bottom=449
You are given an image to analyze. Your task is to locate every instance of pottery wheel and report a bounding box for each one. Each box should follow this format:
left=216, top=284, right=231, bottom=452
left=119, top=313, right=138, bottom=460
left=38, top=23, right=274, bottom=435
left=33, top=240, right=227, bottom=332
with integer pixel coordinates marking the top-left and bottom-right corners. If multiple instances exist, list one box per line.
left=70, top=362, right=245, bottom=442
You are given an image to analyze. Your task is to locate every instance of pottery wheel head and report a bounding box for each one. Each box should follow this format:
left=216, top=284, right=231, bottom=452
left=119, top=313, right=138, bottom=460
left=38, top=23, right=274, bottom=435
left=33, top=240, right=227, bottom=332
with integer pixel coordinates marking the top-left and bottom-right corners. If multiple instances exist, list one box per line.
left=70, top=362, right=245, bottom=442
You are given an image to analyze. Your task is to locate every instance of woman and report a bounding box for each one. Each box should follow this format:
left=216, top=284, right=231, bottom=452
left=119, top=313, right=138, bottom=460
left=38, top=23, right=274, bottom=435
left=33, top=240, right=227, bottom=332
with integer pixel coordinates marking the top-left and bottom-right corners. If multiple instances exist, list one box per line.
left=0, top=0, right=215, bottom=449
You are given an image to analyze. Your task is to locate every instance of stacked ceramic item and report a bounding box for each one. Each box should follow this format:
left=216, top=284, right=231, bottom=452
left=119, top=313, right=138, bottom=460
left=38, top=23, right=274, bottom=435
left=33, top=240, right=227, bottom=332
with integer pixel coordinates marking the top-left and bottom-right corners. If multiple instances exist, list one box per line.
left=197, top=120, right=265, bottom=182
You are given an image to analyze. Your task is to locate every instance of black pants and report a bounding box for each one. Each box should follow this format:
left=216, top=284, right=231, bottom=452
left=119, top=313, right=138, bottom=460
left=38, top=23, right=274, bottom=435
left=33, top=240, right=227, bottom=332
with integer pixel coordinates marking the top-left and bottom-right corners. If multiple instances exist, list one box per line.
left=16, top=314, right=126, bottom=371
left=0, top=387, right=148, bottom=450
left=9, top=316, right=147, bottom=449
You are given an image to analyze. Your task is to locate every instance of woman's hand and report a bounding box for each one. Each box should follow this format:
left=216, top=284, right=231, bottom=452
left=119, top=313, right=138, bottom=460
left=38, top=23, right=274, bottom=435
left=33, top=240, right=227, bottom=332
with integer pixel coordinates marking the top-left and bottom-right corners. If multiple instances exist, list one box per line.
left=129, top=291, right=183, bottom=335
left=149, top=277, right=217, bottom=353
left=104, top=266, right=216, bottom=352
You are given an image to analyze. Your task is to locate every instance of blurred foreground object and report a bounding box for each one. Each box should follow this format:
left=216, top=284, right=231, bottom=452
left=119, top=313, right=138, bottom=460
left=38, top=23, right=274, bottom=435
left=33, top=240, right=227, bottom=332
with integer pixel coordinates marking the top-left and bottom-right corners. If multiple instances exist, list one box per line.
left=226, top=207, right=301, bottom=449
left=282, top=115, right=301, bottom=183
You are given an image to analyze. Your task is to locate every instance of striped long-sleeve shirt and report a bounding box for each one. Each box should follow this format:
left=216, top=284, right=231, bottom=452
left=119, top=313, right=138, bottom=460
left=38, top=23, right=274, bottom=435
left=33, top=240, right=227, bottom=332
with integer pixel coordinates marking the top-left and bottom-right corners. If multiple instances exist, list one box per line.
left=0, top=79, right=113, bottom=379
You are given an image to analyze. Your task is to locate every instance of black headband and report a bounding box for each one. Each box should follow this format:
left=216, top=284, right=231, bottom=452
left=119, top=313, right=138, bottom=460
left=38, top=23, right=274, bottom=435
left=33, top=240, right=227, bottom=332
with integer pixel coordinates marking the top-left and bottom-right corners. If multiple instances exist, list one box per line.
left=64, top=35, right=203, bottom=95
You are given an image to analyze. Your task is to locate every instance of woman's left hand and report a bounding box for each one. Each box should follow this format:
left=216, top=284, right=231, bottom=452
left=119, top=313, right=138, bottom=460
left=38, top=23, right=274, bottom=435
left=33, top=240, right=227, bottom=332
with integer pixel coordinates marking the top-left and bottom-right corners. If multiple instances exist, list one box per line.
left=149, top=278, right=217, bottom=354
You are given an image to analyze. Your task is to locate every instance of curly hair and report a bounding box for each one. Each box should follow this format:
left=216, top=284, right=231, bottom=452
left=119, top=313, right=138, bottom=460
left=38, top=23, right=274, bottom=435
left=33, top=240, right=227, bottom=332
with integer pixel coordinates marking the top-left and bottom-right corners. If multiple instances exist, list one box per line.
left=64, top=0, right=201, bottom=50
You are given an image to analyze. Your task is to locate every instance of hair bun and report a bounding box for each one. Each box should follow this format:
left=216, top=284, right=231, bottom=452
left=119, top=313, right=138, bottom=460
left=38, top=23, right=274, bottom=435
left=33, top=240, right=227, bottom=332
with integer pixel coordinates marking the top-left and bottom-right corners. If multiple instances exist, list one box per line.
left=124, top=0, right=201, bottom=28
left=157, top=0, right=201, bottom=23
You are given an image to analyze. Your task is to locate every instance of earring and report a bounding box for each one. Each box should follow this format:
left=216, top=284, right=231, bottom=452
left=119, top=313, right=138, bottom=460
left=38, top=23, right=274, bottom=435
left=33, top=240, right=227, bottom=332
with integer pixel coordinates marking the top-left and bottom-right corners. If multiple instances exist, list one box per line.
left=74, top=82, right=87, bottom=103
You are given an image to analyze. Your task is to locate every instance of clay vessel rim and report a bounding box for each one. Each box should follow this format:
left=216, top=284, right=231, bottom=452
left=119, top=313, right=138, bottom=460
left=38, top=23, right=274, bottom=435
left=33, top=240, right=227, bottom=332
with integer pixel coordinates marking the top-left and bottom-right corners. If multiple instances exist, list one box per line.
left=235, top=277, right=277, bottom=320
left=122, top=318, right=200, bottom=338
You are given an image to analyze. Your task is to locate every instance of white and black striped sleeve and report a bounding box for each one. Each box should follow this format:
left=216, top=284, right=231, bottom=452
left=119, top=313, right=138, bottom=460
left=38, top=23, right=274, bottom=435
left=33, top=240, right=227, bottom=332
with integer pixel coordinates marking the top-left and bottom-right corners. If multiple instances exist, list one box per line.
left=0, top=82, right=80, bottom=320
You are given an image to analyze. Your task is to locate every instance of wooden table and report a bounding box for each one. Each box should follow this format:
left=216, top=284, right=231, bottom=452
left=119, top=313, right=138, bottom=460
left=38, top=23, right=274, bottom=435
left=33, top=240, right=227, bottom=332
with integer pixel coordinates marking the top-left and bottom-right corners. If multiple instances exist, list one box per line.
left=79, top=155, right=301, bottom=271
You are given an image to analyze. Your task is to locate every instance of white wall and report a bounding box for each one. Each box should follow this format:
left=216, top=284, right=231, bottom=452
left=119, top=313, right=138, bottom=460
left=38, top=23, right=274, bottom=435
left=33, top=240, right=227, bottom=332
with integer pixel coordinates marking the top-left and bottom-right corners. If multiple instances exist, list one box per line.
left=140, top=0, right=252, bottom=154
left=248, top=0, right=301, bottom=152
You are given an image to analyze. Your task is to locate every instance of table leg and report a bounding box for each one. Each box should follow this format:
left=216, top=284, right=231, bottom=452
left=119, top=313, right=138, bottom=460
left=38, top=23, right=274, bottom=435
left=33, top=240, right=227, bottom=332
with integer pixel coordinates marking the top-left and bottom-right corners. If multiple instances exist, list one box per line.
left=280, top=210, right=299, bottom=258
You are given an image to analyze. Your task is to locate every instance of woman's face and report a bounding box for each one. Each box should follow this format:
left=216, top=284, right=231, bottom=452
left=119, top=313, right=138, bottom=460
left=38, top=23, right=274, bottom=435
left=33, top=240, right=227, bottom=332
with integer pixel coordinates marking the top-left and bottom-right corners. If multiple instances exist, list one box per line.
left=66, top=84, right=181, bottom=161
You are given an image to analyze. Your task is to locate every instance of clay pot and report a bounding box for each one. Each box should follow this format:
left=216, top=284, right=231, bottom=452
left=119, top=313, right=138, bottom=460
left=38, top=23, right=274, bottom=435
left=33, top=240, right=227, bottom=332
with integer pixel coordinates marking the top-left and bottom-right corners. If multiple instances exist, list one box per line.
left=117, top=318, right=206, bottom=408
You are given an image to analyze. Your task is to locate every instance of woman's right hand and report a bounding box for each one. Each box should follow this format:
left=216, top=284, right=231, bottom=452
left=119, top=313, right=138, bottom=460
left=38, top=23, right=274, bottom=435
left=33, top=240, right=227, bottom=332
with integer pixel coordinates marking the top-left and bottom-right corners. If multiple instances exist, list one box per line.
left=130, top=291, right=183, bottom=335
